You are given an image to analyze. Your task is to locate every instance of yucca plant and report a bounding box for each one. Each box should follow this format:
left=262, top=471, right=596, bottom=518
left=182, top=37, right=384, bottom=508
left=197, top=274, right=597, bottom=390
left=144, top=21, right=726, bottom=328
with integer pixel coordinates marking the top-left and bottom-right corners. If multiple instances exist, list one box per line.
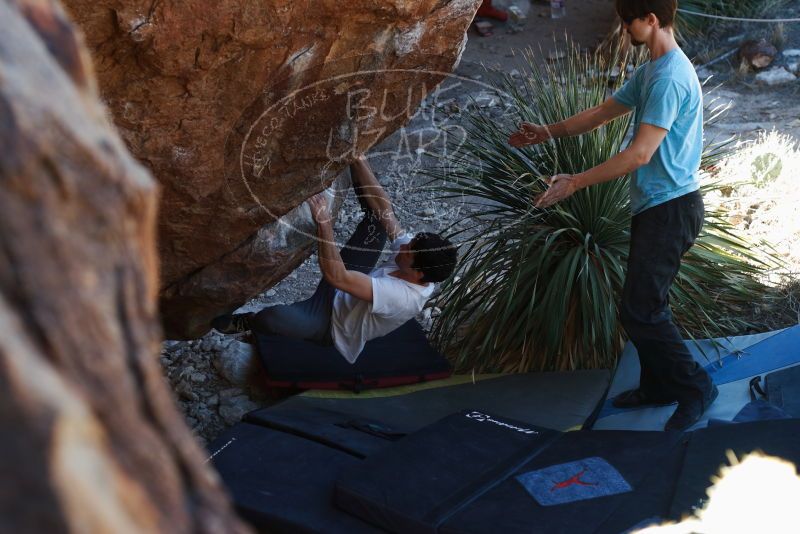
left=426, top=41, right=783, bottom=373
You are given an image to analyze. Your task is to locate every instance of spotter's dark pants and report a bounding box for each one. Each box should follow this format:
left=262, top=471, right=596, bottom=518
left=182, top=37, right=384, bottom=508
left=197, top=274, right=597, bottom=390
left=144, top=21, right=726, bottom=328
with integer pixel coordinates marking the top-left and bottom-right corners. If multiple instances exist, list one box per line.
left=620, top=189, right=713, bottom=405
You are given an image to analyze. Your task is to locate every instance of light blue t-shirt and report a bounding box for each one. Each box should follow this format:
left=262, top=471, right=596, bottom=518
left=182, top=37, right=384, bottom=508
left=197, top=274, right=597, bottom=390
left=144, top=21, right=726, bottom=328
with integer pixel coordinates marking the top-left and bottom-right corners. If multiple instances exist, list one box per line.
left=612, top=48, right=703, bottom=215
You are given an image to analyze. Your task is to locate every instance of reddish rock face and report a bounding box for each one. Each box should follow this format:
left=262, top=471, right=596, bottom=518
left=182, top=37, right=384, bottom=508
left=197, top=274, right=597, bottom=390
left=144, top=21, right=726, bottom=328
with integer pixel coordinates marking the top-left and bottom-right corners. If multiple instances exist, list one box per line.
left=0, top=0, right=247, bottom=530
left=61, top=0, right=480, bottom=338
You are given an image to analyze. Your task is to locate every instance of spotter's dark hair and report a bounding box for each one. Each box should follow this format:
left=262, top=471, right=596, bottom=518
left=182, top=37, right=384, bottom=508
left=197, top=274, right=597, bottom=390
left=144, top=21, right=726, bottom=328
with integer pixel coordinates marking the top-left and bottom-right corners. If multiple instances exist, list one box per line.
left=615, top=0, right=677, bottom=27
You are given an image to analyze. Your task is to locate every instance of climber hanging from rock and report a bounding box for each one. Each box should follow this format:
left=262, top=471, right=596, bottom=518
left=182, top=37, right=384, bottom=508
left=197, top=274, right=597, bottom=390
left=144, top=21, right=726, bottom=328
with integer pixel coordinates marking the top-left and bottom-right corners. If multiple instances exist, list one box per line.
left=212, top=156, right=458, bottom=364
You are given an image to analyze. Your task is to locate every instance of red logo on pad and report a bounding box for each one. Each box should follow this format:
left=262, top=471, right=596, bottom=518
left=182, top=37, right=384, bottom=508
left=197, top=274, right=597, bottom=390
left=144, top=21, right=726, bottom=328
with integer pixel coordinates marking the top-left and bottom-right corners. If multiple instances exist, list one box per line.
left=550, top=469, right=597, bottom=492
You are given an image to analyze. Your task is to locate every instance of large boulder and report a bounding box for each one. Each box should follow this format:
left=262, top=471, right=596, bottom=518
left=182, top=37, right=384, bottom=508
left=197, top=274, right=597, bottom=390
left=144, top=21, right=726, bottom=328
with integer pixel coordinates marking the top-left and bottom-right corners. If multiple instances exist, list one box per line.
left=0, top=0, right=248, bottom=531
left=61, top=0, right=481, bottom=338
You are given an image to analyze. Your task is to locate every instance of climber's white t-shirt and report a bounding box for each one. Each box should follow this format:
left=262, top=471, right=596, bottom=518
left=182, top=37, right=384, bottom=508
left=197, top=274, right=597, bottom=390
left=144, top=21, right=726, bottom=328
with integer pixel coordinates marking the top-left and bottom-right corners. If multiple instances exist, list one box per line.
left=331, top=235, right=435, bottom=363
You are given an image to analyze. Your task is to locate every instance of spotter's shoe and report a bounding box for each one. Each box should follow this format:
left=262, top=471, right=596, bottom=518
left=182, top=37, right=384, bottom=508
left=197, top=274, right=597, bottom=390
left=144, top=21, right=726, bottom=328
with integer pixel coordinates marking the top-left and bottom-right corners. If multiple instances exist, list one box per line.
left=664, top=385, right=719, bottom=432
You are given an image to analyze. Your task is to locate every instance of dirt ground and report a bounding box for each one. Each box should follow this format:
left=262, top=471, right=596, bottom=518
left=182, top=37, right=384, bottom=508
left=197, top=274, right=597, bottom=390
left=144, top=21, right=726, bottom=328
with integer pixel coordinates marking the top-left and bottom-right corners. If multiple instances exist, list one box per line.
left=164, top=2, right=800, bottom=444
left=461, top=0, right=619, bottom=70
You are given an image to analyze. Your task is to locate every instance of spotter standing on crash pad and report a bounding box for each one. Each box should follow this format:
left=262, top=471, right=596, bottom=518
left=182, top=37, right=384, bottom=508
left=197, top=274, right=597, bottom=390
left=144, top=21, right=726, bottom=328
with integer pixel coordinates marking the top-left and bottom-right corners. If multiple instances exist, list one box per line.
left=212, top=156, right=458, bottom=364
left=508, top=0, right=717, bottom=431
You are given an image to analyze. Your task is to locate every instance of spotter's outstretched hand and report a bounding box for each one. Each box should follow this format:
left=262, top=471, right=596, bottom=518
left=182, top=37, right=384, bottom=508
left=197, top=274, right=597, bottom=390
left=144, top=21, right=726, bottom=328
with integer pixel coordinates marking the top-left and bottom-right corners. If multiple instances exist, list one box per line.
left=508, top=122, right=550, bottom=147
left=533, top=174, right=579, bottom=209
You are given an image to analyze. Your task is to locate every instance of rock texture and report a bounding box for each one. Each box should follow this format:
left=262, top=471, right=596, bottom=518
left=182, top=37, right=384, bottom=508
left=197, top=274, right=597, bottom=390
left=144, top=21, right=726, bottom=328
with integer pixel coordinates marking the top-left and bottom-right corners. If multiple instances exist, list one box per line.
left=160, top=172, right=351, bottom=337
left=739, top=39, right=778, bottom=70
left=61, top=0, right=482, bottom=338
left=0, top=1, right=249, bottom=531
left=755, top=67, right=797, bottom=86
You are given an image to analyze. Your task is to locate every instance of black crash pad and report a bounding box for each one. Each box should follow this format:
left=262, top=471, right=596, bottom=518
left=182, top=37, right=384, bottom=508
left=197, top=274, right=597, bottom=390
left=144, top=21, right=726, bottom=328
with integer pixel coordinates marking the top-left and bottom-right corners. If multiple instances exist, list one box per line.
left=208, top=408, right=403, bottom=533
left=669, top=418, right=800, bottom=519
left=441, top=430, right=685, bottom=534
left=255, top=319, right=452, bottom=392
left=335, top=410, right=559, bottom=533
left=766, top=365, right=800, bottom=417
left=267, top=370, right=611, bottom=434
